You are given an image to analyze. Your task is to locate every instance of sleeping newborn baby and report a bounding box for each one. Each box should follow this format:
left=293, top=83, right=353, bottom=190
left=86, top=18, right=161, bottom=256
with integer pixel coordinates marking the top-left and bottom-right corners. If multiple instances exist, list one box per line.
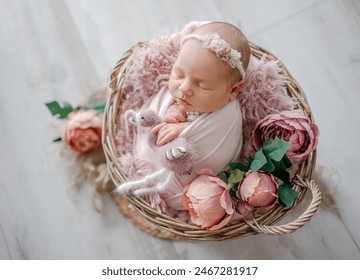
left=130, top=22, right=251, bottom=216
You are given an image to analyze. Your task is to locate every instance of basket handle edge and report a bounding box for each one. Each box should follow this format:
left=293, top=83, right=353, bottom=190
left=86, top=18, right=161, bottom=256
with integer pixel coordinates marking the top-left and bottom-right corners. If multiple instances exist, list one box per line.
left=245, top=175, right=322, bottom=235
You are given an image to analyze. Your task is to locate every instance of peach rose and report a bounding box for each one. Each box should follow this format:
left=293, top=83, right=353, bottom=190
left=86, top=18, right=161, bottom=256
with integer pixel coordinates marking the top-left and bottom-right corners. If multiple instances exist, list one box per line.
left=237, top=171, right=278, bottom=208
left=251, top=110, right=319, bottom=167
left=182, top=169, right=235, bottom=230
left=60, top=109, right=102, bottom=153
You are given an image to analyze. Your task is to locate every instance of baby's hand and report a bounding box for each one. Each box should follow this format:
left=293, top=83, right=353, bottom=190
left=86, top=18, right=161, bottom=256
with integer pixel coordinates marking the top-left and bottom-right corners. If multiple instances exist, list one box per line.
left=164, top=104, right=187, bottom=123
left=151, top=122, right=190, bottom=146
left=164, top=112, right=186, bottom=123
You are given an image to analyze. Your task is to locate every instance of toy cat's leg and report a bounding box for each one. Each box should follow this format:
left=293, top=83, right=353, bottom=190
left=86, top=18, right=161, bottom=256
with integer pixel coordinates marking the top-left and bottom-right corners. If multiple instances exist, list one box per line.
left=133, top=171, right=174, bottom=196
left=115, top=168, right=168, bottom=194
left=165, top=146, right=187, bottom=160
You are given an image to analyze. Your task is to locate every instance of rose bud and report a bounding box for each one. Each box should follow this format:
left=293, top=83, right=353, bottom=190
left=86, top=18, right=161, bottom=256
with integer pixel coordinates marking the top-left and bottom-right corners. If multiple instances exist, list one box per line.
left=60, top=109, right=102, bottom=154
left=231, top=200, right=253, bottom=222
left=237, top=171, right=278, bottom=208
left=182, top=169, right=235, bottom=231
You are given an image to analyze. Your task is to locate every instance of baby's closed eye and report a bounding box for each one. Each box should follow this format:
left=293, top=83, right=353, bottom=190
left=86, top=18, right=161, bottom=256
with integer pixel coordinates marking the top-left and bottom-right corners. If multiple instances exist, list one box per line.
left=197, top=81, right=214, bottom=90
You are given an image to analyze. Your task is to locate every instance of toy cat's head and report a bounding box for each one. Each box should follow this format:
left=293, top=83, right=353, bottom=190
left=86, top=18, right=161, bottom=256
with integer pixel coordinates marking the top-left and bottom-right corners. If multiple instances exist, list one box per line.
left=130, top=109, right=161, bottom=127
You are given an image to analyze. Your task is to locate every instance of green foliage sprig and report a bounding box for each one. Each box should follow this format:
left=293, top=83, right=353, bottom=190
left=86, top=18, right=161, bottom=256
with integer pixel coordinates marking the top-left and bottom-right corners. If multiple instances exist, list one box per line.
left=45, top=101, right=106, bottom=119
left=220, top=138, right=298, bottom=208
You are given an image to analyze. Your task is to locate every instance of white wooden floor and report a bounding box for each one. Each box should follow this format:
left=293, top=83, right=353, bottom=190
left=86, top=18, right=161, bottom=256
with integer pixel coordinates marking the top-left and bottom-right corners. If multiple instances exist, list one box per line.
left=1, top=0, right=360, bottom=260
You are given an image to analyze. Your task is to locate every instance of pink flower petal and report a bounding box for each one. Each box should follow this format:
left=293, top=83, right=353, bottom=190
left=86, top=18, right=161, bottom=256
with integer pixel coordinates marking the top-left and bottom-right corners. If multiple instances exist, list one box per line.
left=209, top=213, right=233, bottom=231
left=220, top=191, right=235, bottom=215
left=248, top=190, right=277, bottom=208
left=239, top=172, right=260, bottom=200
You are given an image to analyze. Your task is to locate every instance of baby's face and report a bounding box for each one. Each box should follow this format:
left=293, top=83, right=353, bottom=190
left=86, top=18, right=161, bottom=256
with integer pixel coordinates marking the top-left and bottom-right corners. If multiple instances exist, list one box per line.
left=168, top=40, right=235, bottom=113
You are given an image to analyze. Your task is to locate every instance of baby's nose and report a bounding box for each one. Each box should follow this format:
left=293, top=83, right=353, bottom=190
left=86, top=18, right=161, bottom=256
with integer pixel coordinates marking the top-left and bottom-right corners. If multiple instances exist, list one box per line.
left=178, top=80, right=192, bottom=96
left=174, top=91, right=184, bottom=99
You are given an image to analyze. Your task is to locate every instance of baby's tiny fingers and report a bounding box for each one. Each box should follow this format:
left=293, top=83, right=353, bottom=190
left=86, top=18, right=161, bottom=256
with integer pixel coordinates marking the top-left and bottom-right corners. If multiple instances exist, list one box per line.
left=164, top=116, right=179, bottom=123
left=151, top=122, right=166, bottom=134
left=157, top=131, right=176, bottom=146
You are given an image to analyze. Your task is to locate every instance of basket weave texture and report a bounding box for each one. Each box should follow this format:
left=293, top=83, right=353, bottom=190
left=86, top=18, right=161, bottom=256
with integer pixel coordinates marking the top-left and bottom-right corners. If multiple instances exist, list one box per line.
left=102, top=41, right=321, bottom=241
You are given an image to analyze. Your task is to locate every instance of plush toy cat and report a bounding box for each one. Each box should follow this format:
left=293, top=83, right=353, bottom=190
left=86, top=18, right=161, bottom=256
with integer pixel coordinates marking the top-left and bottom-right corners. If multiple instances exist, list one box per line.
left=116, top=109, right=195, bottom=196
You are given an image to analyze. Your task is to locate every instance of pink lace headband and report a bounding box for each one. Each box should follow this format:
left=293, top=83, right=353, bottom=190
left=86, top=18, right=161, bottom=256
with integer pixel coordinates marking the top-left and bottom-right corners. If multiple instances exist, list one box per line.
left=182, top=33, right=246, bottom=79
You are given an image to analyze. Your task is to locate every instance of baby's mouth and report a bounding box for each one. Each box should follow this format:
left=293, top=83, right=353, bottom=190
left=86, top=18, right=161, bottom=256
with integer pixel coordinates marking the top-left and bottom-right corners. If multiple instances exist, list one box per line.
left=178, top=98, right=191, bottom=107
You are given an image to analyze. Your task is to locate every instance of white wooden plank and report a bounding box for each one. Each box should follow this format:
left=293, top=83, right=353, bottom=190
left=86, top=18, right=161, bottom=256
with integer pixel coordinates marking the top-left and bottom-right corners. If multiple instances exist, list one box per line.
left=173, top=201, right=360, bottom=259
left=62, top=0, right=226, bottom=82
left=0, top=217, right=11, bottom=259
left=212, top=0, right=326, bottom=35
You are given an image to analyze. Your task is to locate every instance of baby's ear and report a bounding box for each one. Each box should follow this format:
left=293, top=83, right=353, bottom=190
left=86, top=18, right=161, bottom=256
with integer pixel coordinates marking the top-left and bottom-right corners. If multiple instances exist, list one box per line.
left=229, top=79, right=245, bottom=101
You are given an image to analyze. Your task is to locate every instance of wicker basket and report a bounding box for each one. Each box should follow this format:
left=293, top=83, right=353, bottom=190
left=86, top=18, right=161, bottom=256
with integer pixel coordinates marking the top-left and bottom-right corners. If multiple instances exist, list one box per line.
left=102, top=41, right=321, bottom=241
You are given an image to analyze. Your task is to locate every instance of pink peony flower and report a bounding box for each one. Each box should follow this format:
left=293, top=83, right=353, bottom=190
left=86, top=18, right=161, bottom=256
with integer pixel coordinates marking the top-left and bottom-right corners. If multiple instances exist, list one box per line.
left=182, top=169, right=235, bottom=230
left=251, top=110, right=319, bottom=166
left=60, top=109, right=102, bottom=153
left=237, top=171, right=278, bottom=208
left=231, top=200, right=253, bottom=222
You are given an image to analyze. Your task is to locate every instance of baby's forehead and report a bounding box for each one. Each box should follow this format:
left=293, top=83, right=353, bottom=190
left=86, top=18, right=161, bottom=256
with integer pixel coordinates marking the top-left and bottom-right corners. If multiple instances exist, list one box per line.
left=178, top=39, right=206, bottom=55
left=175, top=41, right=231, bottom=78
left=177, top=40, right=224, bottom=65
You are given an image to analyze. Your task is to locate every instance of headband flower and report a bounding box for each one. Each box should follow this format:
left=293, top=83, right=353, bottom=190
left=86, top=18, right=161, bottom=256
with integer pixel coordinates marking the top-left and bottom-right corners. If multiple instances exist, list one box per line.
left=182, top=33, right=246, bottom=79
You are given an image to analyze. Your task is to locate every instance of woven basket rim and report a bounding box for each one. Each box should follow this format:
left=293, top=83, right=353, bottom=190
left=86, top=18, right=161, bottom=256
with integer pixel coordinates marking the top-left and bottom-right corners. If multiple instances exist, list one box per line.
left=102, top=40, right=320, bottom=241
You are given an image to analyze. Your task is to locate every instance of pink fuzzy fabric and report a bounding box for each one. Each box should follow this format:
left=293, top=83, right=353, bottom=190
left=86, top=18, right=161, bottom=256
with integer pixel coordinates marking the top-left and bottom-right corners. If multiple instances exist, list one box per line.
left=114, top=22, right=293, bottom=215
left=238, top=56, right=294, bottom=158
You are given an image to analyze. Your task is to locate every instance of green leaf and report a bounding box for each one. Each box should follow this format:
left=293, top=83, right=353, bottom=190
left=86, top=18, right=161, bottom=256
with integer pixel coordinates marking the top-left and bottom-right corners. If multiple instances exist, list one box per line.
left=250, top=148, right=267, bottom=171
left=282, top=154, right=292, bottom=169
left=228, top=169, right=244, bottom=185
left=229, top=161, right=250, bottom=172
left=263, top=137, right=291, bottom=162
left=217, top=171, right=229, bottom=184
left=263, top=138, right=272, bottom=147
left=45, top=101, right=73, bottom=119
left=89, top=101, right=106, bottom=114
left=263, top=160, right=275, bottom=173
left=230, top=183, right=238, bottom=193
left=278, top=199, right=287, bottom=208
left=278, top=183, right=298, bottom=206
left=246, top=156, right=253, bottom=165
left=80, top=101, right=106, bottom=114
left=272, top=159, right=290, bottom=183
left=229, top=188, right=239, bottom=201
left=52, top=137, right=62, bottom=142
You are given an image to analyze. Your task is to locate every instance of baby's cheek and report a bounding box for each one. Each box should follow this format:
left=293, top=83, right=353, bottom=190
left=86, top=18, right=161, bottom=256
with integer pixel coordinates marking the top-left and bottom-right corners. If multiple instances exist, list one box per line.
left=168, top=78, right=178, bottom=96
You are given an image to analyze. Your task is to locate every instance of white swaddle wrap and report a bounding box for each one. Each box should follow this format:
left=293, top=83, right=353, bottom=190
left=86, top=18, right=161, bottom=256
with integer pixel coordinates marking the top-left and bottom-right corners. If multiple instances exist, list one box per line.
left=134, top=88, right=243, bottom=212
